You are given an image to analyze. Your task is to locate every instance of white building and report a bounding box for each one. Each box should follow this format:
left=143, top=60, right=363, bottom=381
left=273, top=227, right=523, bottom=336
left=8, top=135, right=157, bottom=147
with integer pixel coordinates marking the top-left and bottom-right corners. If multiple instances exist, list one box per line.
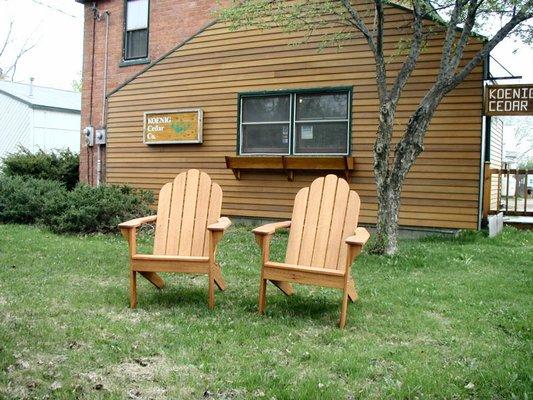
left=0, top=80, right=80, bottom=160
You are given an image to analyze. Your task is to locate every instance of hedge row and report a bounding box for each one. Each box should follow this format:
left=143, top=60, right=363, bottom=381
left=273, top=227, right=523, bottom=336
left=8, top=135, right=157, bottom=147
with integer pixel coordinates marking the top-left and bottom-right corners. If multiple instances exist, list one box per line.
left=0, top=175, right=153, bottom=234
left=2, top=147, right=79, bottom=190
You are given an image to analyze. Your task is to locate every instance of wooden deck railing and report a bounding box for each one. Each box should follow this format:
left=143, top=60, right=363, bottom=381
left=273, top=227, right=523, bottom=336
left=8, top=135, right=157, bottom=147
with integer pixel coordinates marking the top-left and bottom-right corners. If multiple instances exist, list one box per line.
left=483, top=161, right=533, bottom=219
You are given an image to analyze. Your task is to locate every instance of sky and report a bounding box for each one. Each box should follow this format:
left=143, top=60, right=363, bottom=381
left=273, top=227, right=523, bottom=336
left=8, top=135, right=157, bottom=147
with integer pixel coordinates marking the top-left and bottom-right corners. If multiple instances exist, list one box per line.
left=0, top=0, right=531, bottom=162
left=0, top=0, right=83, bottom=90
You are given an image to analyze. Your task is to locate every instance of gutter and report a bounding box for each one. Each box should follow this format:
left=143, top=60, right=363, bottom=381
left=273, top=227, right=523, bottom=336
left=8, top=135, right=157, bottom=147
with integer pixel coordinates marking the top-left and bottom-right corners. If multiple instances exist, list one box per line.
left=0, top=89, right=80, bottom=114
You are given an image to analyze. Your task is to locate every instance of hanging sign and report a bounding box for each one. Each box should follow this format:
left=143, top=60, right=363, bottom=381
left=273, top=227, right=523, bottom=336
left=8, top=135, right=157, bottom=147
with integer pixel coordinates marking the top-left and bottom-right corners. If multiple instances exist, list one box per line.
left=484, top=84, right=533, bottom=116
left=143, top=109, right=203, bottom=144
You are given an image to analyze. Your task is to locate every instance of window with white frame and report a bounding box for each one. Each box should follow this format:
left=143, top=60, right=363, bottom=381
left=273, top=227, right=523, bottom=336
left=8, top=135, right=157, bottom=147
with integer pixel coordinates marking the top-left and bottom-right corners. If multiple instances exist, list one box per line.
left=124, top=0, right=149, bottom=60
left=239, top=89, right=351, bottom=155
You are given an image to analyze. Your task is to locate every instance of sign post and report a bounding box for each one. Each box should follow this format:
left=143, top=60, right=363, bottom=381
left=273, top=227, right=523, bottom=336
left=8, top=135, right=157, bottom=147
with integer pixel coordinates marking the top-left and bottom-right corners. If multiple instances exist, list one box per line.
left=484, top=84, right=533, bottom=116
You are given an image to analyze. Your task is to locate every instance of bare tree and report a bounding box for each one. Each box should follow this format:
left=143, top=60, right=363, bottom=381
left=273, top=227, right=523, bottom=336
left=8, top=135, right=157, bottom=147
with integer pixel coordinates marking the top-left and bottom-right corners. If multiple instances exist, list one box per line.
left=219, top=0, right=533, bottom=254
left=0, top=20, right=38, bottom=81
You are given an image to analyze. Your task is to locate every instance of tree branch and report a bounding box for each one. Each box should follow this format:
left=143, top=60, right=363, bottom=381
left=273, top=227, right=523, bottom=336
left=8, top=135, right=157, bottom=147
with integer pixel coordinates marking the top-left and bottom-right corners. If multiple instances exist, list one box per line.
left=389, top=0, right=424, bottom=104
left=4, top=41, right=37, bottom=80
left=438, top=0, right=467, bottom=76
left=339, top=0, right=376, bottom=50
left=340, top=0, right=388, bottom=101
left=0, top=21, right=13, bottom=59
left=449, top=0, right=484, bottom=71
left=450, top=0, right=533, bottom=88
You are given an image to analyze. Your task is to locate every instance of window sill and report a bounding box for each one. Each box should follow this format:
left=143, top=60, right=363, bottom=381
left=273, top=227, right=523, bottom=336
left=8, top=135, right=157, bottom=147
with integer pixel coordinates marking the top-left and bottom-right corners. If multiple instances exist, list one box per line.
left=119, top=58, right=151, bottom=67
left=225, top=155, right=355, bottom=181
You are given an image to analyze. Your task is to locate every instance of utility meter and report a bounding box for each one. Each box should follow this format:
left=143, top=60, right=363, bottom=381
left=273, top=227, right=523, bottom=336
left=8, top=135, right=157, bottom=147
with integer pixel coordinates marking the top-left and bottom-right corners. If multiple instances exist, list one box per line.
left=83, top=126, right=94, bottom=147
left=95, top=129, right=107, bottom=145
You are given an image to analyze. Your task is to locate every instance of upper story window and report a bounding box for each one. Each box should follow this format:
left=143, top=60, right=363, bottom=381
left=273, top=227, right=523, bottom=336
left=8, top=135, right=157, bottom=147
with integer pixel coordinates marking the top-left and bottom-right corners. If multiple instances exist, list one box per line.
left=124, top=0, right=149, bottom=61
left=239, top=89, right=351, bottom=155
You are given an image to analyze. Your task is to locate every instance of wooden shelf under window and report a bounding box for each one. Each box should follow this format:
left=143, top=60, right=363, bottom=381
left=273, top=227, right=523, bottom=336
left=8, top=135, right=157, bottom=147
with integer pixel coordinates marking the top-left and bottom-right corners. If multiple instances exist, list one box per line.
left=225, top=155, right=356, bottom=181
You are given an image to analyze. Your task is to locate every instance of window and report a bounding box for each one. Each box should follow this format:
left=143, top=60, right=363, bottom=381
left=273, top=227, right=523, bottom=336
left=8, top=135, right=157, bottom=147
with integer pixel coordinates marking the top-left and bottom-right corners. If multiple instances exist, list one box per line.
left=124, top=0, right=149, bottom=61
left=239, top=89, right=351, bottom=155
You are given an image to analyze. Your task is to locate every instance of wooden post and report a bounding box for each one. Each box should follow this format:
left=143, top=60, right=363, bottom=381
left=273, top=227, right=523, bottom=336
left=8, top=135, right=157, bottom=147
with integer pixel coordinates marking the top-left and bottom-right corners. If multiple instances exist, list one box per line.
left=524, top=171, right=529, bottom=214
left=482, top=161, right=492, bottom=223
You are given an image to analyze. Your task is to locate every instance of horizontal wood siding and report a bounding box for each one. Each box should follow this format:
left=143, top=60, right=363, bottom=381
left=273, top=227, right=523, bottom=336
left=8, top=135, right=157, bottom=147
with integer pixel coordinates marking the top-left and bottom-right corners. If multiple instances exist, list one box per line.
left=490, top=117, right=504, bottom=211
left=106, top=3, right=484, bottom=229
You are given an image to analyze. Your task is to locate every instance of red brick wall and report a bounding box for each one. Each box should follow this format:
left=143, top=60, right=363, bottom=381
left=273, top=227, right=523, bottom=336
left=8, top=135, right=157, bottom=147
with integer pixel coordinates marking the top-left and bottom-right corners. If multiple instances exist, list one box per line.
left=79, top=0, right=225, bottom=184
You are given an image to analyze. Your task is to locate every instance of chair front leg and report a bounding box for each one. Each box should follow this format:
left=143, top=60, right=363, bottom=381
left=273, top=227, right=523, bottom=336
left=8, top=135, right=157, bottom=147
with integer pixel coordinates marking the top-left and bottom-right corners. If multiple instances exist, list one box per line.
left=207, top=229, right=225, bottom=309
left=255, top=234, right=272, bottom=314
left=208, top=261, right=215, bottom=310
left=339, top=244, right=361, bottom=328
left=130, top=270, right=137, bottom=309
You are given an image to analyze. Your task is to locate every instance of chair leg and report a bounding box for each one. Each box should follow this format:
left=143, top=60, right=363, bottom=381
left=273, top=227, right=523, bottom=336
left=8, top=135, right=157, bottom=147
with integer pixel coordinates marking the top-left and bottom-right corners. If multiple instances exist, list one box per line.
left=339, top=288, right=349, bottom=329
left=258, top=276, right=267, bottom=314
left=213, top=263, right=227, bottom=291
left=271, top=280, right=294, bottom=296
left=347, top=279, right=358, bottom=302
left=130, top=270, right=137, bottom=309
left=208, top=266, right=215, bottom=310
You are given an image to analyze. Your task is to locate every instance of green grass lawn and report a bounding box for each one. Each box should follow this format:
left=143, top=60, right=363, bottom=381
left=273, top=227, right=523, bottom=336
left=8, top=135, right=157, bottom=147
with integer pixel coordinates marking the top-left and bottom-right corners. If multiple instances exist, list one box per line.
left=0, top=224, right=531, bottom=399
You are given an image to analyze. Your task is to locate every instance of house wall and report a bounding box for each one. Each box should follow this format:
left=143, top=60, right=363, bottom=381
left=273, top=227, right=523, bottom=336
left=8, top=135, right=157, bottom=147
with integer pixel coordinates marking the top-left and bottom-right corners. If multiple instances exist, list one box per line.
left=105, top=3, right=485, bottom=230
left=489, top=117, right=504, bottom=211
left=32, top=109, right=80, bottom=153
left=0, top=93, right=32, bottom=160
left=79, top=0, right=229, bottom=184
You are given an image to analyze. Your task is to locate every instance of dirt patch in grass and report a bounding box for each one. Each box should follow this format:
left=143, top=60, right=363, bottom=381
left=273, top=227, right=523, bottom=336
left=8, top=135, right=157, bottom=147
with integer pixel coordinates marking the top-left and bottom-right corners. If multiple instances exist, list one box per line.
left=79, top=355, right=207, bottom=399
left=2, top=352, right=68, bottom=399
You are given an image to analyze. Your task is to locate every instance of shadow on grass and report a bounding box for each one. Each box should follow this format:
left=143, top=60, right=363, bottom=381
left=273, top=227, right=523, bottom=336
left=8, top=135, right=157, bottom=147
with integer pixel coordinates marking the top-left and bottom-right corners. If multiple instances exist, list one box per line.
left=118, top=279, right=351, bottom=327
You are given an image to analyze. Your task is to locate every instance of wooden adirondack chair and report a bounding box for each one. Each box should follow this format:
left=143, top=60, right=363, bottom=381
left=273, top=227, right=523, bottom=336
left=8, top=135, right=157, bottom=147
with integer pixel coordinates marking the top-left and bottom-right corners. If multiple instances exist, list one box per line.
left=252, top=174, right=369, bottom=328
left=119, top=169, right=231, bottom=310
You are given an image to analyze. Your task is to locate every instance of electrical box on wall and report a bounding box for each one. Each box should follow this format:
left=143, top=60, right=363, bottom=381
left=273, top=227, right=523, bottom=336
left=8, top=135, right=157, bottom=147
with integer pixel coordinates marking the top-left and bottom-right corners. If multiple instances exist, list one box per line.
left=95, top=129, right=107, bottom=145
left=83, top=126, right=94, bottom=147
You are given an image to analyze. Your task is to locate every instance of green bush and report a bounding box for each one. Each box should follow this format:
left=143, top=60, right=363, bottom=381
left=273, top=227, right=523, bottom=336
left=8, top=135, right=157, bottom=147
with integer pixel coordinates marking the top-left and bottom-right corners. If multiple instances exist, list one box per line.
left=0, top=175, right=66, bottom=224
left=43, top=184, right=154, bottom=234
left=0, top=174, right=153, bottom=234
left=2, top=147, right=79, bottom=190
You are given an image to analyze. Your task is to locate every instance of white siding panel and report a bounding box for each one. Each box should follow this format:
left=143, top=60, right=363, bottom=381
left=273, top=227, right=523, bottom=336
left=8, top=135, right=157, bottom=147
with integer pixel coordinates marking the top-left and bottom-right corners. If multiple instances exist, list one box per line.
left=0, top=93, right=32, bottom=160
left=32, top=109, right=80, bottom=152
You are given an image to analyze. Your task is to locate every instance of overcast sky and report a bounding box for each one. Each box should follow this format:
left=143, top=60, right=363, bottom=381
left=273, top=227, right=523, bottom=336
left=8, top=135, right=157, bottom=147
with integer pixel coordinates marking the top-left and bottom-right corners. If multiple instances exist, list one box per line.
left=0, top=0, right=83, bottom=90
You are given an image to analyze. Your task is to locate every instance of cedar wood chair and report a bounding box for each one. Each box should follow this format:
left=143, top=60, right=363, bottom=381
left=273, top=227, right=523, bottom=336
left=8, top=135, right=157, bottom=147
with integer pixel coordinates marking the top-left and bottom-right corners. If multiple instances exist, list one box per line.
left=119, top=169, right=231, bottom=309
left=252, top=174, right=370, bottom=328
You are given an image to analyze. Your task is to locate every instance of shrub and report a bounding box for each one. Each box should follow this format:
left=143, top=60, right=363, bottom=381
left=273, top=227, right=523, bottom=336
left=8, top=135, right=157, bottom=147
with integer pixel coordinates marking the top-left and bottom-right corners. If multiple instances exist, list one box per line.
left=43, top=184, right=154, bottom=234
left=2, top=147, right=79, bottom=190
left=0, top=175, right=67, bottom=224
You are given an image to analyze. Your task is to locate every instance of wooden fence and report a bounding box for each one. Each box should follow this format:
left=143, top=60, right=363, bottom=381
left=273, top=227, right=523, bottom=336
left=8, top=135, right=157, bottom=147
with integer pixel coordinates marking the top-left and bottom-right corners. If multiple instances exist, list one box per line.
left=483, top=161, right=533, bottom=219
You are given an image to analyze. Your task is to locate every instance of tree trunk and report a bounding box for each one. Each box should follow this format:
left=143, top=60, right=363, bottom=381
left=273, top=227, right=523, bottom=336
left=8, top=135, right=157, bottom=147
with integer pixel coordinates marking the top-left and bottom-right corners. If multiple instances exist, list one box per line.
left=373, top=97, right=441, bottom=255
left=375, top=180, right=401, bottom=255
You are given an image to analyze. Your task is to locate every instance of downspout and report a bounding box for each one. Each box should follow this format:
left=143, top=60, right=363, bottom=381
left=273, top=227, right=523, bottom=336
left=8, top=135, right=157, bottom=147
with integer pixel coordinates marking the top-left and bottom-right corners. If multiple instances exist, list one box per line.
left=97, top=10, right=110, bottom=187
left=88, top=3, right=97, bottom=185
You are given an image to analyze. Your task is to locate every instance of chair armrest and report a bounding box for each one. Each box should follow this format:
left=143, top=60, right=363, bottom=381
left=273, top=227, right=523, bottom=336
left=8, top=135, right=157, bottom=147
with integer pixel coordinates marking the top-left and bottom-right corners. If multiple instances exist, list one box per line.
left=118, top=215, right=157, bottom=229
left=252, top=220, right=291, bottom=236
left=207, top=217, right=232, bottom=232
left=346, top=227, right=370, bottom=247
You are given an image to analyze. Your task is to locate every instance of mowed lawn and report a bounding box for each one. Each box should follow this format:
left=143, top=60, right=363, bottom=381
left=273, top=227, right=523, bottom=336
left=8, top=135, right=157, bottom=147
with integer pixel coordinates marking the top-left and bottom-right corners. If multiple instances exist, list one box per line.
left=0, top=224, right=531, bottom=400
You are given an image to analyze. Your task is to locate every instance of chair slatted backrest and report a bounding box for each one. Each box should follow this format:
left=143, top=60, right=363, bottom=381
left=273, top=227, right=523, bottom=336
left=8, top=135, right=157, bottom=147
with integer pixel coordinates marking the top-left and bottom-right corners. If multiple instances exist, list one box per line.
left=285, top=174, right=361, bottom=270
left=153, top=169, right=222, bottom=257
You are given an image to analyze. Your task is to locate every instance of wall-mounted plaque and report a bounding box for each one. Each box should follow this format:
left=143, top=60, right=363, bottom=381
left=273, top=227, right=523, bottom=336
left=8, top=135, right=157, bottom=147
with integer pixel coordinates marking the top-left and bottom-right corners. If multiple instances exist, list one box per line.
left=143, top=109, right=203, bottom=144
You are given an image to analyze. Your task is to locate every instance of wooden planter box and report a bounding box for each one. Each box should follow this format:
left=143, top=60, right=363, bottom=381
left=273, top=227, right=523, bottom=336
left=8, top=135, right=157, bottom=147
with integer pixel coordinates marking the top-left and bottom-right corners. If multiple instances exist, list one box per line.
left=225, top=156, right=356, bottom=181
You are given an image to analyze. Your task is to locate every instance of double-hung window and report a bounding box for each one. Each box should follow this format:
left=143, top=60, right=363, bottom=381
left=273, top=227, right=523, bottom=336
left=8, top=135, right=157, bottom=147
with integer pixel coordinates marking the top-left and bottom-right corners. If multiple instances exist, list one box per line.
left=239, top=89, right=351, bottom=155
left=124, top=0, right=149, bottom=61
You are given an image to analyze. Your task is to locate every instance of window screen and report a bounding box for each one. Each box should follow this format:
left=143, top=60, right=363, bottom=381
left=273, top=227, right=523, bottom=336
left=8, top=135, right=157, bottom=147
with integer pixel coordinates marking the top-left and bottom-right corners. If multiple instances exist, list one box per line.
left=240, top=95, right=291, bottom=154
left=124, top=0, right=149, bottom=60
left=294, top=93, right=349, bottom=154
left=239, top=90, right=350, bottom=155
